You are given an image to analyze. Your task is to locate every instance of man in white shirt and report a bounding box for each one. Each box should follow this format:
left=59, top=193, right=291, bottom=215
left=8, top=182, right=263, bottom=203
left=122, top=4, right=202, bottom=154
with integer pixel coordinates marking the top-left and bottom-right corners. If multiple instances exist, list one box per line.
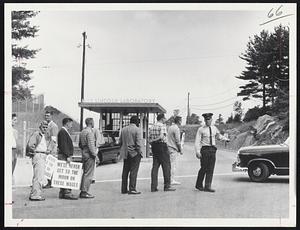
left=167, top=116, right=183, bottom=185
left=194, top=113, right=230, bottom=192
left=26, top=121, right=50, bottom=201
left=12, top=113, right=18, bottom=176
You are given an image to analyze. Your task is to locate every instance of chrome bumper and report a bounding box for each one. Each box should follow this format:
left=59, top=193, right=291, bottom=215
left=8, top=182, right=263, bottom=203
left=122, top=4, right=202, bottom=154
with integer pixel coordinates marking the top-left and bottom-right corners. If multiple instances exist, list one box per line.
left=232, top=162, right=248, bottom=172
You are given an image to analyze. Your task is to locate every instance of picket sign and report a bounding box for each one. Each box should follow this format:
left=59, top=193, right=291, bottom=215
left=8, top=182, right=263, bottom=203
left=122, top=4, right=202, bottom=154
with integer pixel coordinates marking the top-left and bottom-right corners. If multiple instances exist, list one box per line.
left=44, top=155, right=83, bottom=190
left=45, top=155, right=57, bottom=180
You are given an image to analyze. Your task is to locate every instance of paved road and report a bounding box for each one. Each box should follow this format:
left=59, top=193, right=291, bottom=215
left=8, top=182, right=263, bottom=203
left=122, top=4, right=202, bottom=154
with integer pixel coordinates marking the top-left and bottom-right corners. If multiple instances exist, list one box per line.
left=12, top=143, right=289, bottom=219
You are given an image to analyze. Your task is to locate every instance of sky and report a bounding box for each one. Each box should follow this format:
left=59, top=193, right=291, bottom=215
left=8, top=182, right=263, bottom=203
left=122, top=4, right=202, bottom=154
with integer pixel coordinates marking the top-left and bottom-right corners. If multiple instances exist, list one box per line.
left=9, top=4, right=294, bottom=126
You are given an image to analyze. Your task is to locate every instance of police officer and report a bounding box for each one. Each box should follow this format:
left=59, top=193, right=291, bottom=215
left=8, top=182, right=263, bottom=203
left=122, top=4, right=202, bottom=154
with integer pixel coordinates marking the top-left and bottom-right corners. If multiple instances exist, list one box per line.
left=194, top=113, right=229, bottom=192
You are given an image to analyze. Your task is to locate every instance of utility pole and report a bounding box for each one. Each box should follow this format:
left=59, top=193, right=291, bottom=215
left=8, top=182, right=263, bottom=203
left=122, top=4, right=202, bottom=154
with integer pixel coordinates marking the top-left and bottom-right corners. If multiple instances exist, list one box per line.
left=80, top=32, right=87, bottom=130
left=186, top=92, right=190, bottom=125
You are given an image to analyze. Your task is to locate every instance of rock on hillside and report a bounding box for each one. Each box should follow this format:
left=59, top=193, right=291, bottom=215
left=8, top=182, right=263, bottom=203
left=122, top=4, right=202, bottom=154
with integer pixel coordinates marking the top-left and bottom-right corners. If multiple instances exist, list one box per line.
left=226, top=115, right=288, bottom=150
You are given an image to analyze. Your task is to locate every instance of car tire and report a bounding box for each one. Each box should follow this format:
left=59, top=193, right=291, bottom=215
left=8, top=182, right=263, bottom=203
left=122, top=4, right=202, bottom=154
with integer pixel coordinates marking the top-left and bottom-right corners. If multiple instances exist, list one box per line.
left=112, top=153, right=120, bottom=163
left=248, top=162, right=270, bottom=182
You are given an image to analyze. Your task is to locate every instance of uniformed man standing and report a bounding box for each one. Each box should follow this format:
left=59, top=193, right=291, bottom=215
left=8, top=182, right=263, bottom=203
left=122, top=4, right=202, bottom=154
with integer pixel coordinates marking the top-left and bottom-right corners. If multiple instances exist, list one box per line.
left=194, top=113, right=229, bottom=192
left=79, top=118, right=99, bottom=198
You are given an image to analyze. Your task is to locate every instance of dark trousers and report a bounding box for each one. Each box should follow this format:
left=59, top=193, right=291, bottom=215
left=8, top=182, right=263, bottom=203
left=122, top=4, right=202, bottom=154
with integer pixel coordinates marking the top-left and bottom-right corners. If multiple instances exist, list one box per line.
left=58, top=154, right=72, bottom=196
left=151, top=143, right=171, bottom=190
left=80, top=157, right=95, bottom=193
left=121, top=154, right=142, bottom=193
left=196, top=146, right=217, bottom=189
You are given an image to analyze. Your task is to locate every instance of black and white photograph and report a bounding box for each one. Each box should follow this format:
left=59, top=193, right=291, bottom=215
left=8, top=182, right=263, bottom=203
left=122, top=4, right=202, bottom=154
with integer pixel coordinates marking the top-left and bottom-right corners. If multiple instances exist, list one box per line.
left=4, top=3, right=296, bottom=227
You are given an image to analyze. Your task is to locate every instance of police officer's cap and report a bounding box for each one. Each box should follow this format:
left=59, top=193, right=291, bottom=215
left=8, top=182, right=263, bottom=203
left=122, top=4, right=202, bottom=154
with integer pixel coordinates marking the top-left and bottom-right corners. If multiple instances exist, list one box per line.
left=202, top=113, right=213, bottom=120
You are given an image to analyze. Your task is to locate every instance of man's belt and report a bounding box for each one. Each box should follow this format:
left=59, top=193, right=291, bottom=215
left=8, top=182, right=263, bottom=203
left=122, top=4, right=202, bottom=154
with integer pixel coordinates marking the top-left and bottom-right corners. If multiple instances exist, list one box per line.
left=152, top=141, right=166, bottom=144
left=201, top=145, right=217, bottom=150
left=35, top=151, right=48, bottom=154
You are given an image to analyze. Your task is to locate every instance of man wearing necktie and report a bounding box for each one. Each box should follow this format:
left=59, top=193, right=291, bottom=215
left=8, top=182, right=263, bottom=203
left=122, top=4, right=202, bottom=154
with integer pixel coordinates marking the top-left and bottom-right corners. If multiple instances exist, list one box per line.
left=194, top=113, right=230, bottom=192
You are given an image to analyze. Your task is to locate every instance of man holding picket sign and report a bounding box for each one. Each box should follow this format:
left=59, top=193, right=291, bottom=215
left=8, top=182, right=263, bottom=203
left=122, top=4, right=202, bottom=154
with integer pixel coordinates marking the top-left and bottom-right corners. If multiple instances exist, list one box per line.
left=57, top=118, right=78, bottom=200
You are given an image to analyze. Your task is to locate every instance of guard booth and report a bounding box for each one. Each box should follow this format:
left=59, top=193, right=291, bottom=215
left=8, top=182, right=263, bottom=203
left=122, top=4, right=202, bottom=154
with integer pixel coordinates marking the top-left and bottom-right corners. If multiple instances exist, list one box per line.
left=78, top=101, right=166, bottom=157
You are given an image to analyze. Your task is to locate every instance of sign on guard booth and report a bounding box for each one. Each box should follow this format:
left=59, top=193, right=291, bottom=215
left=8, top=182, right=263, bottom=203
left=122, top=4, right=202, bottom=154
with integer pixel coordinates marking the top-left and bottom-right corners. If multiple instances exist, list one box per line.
left=45, top=155, right=83, bottom=190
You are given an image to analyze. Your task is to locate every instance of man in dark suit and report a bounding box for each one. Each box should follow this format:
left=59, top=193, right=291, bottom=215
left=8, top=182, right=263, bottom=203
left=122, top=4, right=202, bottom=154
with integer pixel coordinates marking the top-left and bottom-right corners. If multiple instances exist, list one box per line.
left=57, top=118, right=78, bottom=200
left=119, top=115, right=143, bottom=195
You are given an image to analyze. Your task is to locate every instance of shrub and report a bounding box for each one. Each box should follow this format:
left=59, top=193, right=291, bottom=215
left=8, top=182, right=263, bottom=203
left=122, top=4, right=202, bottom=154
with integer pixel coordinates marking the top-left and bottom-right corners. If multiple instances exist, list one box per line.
left=233, top=113, right=242, bottom=123
left=243, top=106, right=266, bottom=122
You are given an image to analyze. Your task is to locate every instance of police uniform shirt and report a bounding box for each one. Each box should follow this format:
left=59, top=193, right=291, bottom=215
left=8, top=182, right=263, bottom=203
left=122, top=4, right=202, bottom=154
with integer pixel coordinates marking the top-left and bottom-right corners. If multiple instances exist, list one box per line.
left=194, top=125, right=228, bottom=155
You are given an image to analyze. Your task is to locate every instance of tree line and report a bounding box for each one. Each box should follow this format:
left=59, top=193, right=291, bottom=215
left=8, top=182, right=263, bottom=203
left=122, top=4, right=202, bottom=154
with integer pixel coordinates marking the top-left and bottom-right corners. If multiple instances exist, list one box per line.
left=12, top=11, right=39, bottom=100
left=11, top=12, right=289, bottom=130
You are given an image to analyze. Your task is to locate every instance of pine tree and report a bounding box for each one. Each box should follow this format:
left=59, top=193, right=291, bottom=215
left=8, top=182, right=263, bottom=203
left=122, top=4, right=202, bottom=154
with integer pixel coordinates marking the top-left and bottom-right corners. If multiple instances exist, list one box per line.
left=237, top=30, right=273, bottom=109
left=236, top=25, right=289, bottom=117
left=12, top=11, right=40, bottom=100
left=270, top=25, right=289, bottom=118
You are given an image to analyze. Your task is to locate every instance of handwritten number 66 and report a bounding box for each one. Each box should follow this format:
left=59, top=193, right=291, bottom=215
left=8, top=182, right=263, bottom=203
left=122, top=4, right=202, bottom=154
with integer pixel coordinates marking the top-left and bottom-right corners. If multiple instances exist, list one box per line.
left=268, top=5, right=283, bottom=18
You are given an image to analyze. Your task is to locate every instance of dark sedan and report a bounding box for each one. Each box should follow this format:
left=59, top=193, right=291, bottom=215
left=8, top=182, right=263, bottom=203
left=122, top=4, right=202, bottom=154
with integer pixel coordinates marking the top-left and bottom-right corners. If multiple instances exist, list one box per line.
left=232, top=138, right=289, bottom=182
left=71, top=132, right=121, bottom=165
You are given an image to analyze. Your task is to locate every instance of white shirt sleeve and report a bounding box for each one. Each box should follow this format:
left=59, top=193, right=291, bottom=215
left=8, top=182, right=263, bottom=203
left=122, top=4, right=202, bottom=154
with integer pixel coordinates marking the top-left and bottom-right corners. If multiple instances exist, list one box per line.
left=194, top=127, right=202, bottom=154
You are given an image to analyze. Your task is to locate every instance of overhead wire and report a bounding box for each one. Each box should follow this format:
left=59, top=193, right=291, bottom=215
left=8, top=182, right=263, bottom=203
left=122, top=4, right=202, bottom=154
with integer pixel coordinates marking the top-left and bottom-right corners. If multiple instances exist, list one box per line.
left=89, top=54, right=238, bottom=65
left=190, top=102, right=236, bottom=111
left=190, top=96, right=237, bottom=107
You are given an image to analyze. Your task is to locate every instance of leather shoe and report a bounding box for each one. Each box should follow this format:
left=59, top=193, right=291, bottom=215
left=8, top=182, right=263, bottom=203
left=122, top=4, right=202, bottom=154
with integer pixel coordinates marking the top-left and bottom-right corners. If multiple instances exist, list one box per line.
left=128, top=190, right=141, bottom=195
left=151, top=188, right=159, bottom=192
left=79, top=192, right=95, bottom=198
left=195, top=185, right=204, bottom=191
left=60, top=194, right=78, bottom=200
left=29, top=196, right=45, bottom=201
left=164, top=187, right=176, bottom=191
left=121, top=191, right=128, bottom=194
left=204, top=188, right=215, bottom=193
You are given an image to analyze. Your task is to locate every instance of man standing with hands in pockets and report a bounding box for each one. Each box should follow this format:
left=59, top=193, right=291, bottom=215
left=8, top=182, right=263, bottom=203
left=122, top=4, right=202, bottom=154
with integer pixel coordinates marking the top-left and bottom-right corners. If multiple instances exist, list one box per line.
left=119, top=115, right=143, bottom=195
left=194, top=113, right=230, bottom=193
left=79, top=118, right=99, bottom=198
left=150, top=113, right=175, bottom=192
